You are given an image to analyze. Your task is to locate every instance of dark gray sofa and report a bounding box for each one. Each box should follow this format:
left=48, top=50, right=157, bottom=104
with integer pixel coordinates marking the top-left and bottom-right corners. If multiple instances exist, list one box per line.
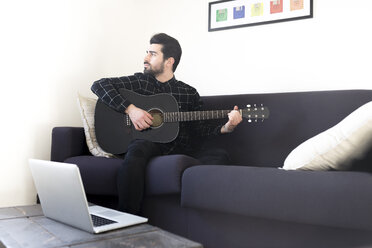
left=51, top=90, right=372, bottom=248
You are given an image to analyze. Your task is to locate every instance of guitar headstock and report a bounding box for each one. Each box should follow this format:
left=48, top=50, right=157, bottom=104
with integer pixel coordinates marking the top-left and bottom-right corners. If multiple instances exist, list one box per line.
left=241, top=104, right=270, bottom=122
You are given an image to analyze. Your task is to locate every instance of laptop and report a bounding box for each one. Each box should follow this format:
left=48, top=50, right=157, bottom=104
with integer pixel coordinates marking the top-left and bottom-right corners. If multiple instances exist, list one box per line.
left=29, top=159, right=147, bottom=234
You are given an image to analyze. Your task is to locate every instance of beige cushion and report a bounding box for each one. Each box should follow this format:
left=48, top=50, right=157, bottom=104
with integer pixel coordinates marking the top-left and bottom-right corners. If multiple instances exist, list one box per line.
left=283, top=101, right=372, bottom=171
left=77, top=94, right=113, bottom=158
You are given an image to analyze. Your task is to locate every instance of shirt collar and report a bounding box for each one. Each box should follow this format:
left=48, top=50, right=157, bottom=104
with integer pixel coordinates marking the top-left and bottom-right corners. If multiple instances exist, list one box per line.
left=154, top=75, right=176, bottom=86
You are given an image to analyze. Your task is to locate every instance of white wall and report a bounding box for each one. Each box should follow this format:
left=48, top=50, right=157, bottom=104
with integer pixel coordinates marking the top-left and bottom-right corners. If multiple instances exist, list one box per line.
left=0, top=0, right=144, bottom=207
left=140, top=0, right=372, bottom=95
left=1, top=0, right=371, bottom=207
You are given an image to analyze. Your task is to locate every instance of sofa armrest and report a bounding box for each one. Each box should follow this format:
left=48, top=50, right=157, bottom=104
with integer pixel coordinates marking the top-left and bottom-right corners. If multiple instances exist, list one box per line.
left=181, top=165, right=372, bottom=231
left=51, top=127, right=90, bottom=162
left=145, top=155, right=201, bottom=196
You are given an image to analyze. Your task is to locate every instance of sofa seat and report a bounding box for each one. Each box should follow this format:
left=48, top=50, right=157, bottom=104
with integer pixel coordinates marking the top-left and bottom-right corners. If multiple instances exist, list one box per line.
left=182, top=165, right=372, bottom=231
left=65, top=156, right=122, bottom=195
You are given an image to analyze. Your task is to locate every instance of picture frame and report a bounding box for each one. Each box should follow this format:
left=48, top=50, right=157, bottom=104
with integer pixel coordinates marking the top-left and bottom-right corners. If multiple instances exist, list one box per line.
left=208, top=0, right=313, bottom=32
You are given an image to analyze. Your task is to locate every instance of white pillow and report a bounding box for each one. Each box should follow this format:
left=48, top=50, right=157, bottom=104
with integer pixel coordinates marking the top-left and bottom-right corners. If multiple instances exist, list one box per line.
left=283, top=101, right=372, bottom=171
left=77, top=94, right=113, bottom=158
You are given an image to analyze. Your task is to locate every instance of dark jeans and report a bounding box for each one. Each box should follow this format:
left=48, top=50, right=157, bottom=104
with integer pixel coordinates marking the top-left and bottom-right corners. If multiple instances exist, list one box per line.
left=117, top=139, right=230, bottom=214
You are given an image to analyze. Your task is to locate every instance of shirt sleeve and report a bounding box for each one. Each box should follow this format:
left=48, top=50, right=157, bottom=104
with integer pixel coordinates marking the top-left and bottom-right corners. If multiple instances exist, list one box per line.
left=91, top=75, right=141, bottom=113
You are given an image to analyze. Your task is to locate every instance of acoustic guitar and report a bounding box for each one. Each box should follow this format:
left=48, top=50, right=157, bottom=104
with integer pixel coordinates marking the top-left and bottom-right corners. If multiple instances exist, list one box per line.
left=95, top=89, right=270, bottom=154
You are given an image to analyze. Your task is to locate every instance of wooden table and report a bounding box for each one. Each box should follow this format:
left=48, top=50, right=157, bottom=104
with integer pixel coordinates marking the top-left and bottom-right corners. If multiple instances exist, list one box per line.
left=0, top=205, right=202, bottom=248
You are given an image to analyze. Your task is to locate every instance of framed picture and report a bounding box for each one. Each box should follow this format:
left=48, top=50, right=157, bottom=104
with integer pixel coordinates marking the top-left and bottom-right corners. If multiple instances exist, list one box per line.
left=209, top=0, right=313, bottom=32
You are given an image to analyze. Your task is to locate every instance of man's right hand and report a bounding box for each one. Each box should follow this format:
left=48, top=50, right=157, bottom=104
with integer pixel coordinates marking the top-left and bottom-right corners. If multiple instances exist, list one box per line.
left=125, top=104, right=153, bottom=131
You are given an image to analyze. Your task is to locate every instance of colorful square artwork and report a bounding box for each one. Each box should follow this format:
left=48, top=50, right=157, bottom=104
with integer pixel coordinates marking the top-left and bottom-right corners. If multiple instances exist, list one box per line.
left=234, top=6, right=245, bottom=19
left=290, top=0, right=304, bottom=11
left=251, top=3, right=264, bottom=17
left=270, top=0, right=283, bottom=14
left=216, top=8, right=228, bottom=22
left=209, top=0, right=312, bottom=31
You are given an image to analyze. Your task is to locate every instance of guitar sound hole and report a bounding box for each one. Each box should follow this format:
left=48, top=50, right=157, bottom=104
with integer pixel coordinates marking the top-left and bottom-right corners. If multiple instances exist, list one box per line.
left=149, top=109, right=163, bottom=128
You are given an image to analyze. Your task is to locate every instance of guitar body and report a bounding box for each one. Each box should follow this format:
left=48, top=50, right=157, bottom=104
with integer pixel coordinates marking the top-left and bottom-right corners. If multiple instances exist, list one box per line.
left=95, top=89, right=179, bottom=154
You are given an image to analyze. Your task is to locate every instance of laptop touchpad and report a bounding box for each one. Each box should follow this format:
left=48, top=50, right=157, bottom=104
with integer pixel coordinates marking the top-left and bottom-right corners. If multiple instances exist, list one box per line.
left=97, top=210, right=123, bottom=218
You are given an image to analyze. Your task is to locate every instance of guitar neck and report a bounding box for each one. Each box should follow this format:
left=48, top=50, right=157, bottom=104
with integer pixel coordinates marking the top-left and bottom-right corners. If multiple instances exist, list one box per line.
left=163, top=109, right=238, bottom=123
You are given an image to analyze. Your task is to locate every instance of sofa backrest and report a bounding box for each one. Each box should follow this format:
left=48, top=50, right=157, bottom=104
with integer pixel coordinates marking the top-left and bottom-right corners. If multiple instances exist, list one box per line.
left=201, top=90, right=372, bottom=167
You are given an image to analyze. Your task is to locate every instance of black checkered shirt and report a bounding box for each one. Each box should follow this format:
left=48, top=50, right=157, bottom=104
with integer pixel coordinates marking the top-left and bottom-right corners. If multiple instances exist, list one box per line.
left=91, top=73, right=222, bottom=154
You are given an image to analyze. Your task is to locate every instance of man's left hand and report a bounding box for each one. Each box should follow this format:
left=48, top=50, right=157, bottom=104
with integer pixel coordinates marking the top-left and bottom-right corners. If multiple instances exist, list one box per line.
left=221, top=106, right=243, bottom=133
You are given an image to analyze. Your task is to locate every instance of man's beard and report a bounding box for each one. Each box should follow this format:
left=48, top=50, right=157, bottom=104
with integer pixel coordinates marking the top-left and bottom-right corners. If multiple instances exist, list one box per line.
left=144, top=62, right=165, bottom=77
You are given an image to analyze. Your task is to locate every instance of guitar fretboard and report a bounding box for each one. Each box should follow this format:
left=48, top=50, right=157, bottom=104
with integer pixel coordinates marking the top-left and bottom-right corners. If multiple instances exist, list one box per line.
left=163, top=110, right=235, bottom=122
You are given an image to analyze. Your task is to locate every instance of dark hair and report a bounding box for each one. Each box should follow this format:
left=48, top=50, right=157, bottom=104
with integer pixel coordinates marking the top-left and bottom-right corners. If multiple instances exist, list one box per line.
left=150, top=33, right=182, bottom=72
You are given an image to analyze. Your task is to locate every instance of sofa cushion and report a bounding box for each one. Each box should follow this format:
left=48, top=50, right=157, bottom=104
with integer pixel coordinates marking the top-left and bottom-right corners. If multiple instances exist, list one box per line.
left=201, top=90, right=372, bottom=167
left=65, top=154, right=201, bottom=196
left=77, top=94, right=113, bottom=158
left=283, top=101, right=372, bottom=171
left=146, top=155, right=200, bottom=195
left=181, top=165, right=372, bottom=230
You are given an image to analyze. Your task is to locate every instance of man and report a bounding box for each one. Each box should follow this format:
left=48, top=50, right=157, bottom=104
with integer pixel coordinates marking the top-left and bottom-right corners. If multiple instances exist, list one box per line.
left=91, top=33, right=242, bottom=214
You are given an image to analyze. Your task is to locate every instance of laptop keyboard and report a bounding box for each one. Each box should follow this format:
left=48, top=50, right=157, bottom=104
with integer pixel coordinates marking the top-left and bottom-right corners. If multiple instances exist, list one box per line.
left=91, top=214, right=117, bottom=227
